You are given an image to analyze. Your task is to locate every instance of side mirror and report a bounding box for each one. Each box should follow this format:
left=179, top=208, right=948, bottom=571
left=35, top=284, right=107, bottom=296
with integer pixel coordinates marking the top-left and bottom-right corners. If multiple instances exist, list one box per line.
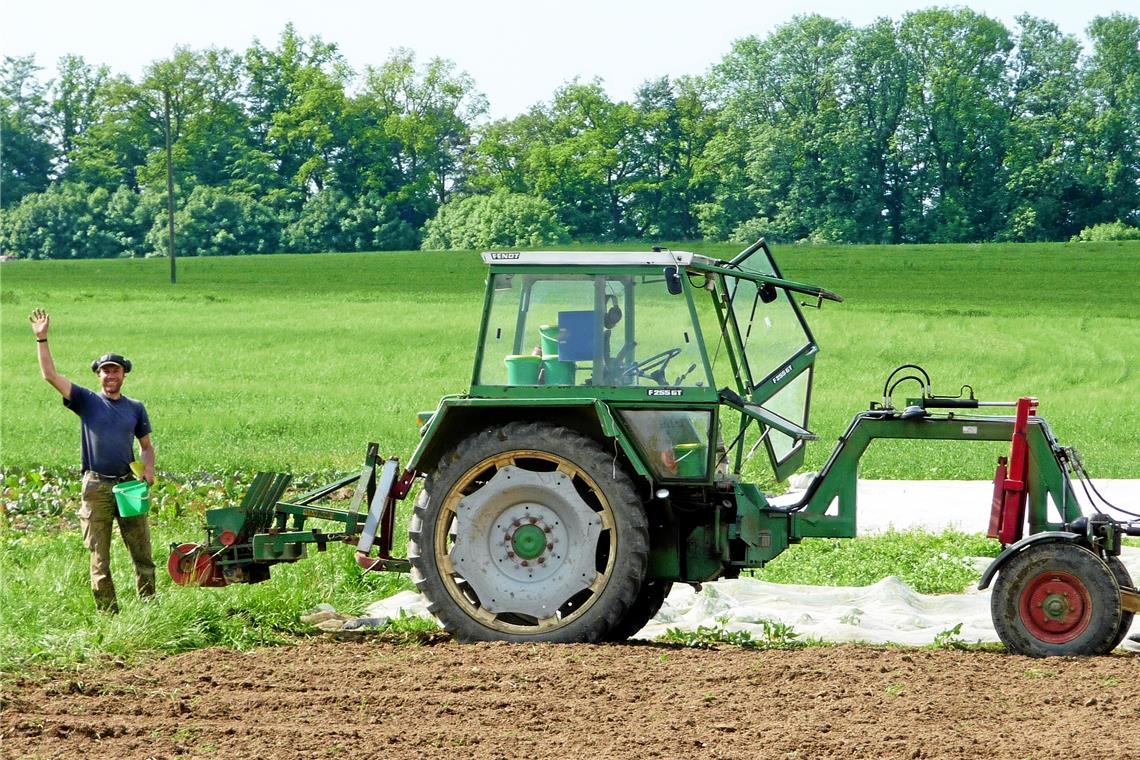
left=664, top=266, right=683, bottom=295
left=758, top=283, right=778, bottom=303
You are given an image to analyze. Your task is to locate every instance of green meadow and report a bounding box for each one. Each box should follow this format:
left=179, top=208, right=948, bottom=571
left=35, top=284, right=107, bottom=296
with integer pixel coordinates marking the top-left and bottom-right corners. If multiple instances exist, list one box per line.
left=1, top=241, right=1138, bottom=671
left=2, top=241, right=1138, bottom=478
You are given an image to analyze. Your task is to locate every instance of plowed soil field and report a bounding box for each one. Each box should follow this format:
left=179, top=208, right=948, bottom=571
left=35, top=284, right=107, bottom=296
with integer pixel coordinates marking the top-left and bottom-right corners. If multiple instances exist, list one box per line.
left=3, top=638, right=1138, bottom=759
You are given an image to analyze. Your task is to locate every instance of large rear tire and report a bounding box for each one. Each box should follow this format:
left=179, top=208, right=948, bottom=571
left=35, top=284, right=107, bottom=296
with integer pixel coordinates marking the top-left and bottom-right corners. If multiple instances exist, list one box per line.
left=990, top=542, right=1122, bottom=657
left=408, top=422, right=648, bottom=642
left=604, top=579, right=673, bottom=642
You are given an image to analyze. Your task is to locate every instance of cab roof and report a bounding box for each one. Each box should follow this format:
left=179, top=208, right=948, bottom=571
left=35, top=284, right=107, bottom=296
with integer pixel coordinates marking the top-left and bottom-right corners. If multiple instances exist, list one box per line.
left=481, top=248, right=842, bottom=302
left=481, top=250, right=719, bottom=267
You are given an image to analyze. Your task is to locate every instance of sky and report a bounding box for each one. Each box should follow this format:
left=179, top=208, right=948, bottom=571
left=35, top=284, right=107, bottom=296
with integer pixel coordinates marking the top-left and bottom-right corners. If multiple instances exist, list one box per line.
left=3, top=0, right=1132, bottom=120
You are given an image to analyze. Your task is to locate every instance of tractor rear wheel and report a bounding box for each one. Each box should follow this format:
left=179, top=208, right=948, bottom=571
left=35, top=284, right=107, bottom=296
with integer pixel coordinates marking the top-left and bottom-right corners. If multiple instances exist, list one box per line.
left=407, top=422, right=648, bottom=642
left=990, top=542, right=1122, bottom=657
left=604, top=579, right=673, bottom=641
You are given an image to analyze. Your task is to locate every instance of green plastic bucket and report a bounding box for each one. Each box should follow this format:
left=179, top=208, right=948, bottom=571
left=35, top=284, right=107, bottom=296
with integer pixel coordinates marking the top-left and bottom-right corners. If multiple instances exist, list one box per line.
left=542, top=356, right=576, bottom=385
left=504, top=354, right=542, bottom=385
left=538, top=325, right=560, bottom=357
left=112, top=480, right=150, bottom=517
left=672, top=443, right=707, bottom=479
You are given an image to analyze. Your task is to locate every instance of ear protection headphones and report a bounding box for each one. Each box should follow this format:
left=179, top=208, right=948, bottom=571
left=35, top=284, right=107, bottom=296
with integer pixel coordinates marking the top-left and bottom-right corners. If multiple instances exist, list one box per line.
left=603, top=295, right=622, bottom=329
left=91, top=353, right=132, bottom=373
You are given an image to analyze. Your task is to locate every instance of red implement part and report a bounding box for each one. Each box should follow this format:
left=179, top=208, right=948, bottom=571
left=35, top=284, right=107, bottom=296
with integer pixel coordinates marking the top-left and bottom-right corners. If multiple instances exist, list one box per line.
left=168, top=543, right=226, bottom=587
left=988, top=397, right=1038, bottom=544
left=988, top=456, right=1008, bottom=539
left=1019, top=570, right=1092, bottom=644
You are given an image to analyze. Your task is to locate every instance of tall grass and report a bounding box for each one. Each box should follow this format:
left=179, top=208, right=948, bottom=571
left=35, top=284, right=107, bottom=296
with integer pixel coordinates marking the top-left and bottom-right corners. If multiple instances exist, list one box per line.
left=0, top=509, right=412, bottom=672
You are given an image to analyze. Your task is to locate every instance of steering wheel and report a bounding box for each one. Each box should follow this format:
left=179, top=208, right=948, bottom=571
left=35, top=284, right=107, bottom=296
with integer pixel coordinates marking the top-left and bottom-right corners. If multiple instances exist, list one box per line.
left=622, top=348, right=682, bottom=386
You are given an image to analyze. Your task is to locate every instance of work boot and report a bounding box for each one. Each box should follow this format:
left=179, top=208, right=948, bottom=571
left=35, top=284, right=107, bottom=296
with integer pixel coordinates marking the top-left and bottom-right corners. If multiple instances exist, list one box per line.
left=94, top=591, right=119, bottom=614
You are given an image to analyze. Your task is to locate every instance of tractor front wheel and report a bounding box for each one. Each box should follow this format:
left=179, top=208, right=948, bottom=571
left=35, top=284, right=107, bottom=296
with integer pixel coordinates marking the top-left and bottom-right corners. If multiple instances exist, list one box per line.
left=990, top=542, right=1122, bottom=657
left=408, top=422, right=648, bottom=642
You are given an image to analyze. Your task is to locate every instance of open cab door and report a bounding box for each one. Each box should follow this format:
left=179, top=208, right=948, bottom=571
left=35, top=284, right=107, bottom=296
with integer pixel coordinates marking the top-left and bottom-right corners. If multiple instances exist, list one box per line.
left=692, top=240, right=838, bottom=481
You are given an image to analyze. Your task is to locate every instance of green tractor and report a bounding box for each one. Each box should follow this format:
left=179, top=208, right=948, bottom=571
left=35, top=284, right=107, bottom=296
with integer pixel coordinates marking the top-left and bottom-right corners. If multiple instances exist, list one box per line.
left=171, top=242, right=1139, bottom=656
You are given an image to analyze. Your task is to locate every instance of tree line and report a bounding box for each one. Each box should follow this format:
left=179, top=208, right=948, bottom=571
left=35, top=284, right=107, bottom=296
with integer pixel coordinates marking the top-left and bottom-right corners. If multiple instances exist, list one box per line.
left=2, top=10, right=1138, bottom=258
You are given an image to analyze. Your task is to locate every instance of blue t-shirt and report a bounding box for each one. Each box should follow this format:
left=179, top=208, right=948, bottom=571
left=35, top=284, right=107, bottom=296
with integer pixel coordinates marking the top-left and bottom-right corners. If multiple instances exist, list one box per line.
left=63, top=385, right=152, bottom=477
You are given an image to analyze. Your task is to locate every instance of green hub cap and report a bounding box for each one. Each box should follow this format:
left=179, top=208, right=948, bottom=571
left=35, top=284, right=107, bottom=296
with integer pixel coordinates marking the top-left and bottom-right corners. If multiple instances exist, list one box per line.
left=1042, top=593, right=1070, bottom=620
left=511, top=523, right=547, bottom=560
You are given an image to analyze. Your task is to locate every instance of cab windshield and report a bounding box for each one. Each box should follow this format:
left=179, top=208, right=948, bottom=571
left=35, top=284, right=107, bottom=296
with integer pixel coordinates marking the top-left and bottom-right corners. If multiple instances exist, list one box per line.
left=477, top=272, right=711, bottom=389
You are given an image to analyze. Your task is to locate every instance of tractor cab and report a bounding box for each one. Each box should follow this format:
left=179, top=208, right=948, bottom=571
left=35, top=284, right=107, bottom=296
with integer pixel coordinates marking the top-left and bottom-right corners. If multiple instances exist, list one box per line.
left=472, top=243, right=841, bottom=483
left=474, top=252, right=711, bottom=391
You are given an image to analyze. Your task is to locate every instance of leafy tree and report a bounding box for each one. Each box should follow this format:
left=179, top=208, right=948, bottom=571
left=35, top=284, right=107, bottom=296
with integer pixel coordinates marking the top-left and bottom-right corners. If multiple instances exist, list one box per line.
left=244, top=25, right=351, bottom=204
left=626, top=76, right=716, bottom=239
left=1000, top=16, right=1085, bottom=241
left=1080, top=13, right=1140, bottom=228
left=522, top=80, right=642, bottom=239
left=65, top=48, right=237, bottom=195
left=0, top=182, right=126, bottom=258
left=1, top=56, right=55, bottom=207
left=713, top=16, right=857, bottom=242
left=50, top=55, right=111, bottom=174
left=283, top=189, right=417, bottom=251
left=65, top=74, right=155, bottom=191
left=846, top=18, right=911, bottom=243
left=421, top=190, right=569, bottom=250
left=134, top=48, right=264, bottom=195
left=469, top=110, right=548, bottom=195
left=896, top=9, right=1014, bottom=242
left=353, top=50, right=487, bottom=227
left=145, top=185, right=280, bottom=256
left=7, top=15, right=1138, bottom=255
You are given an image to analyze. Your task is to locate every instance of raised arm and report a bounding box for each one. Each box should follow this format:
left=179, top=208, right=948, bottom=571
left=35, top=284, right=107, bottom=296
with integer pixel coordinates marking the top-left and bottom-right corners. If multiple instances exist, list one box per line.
left=29, top=309, right=72, bottom=400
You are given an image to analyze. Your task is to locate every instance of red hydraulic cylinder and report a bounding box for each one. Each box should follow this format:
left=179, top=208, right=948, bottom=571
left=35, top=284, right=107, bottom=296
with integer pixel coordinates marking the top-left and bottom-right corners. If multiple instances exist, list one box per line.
left=988, top=396, right=1037, bottom=545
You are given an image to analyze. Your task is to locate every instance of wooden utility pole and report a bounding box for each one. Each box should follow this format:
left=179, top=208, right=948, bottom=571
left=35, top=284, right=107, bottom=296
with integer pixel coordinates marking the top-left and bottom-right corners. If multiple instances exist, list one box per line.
left=164, top=89, right=177, bottom=284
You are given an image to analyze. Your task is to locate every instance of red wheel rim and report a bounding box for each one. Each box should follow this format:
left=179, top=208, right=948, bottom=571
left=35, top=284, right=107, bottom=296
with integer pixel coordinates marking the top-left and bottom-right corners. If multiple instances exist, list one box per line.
left=168, top=542, right=218, bottom=586
left=1018, top=571, right=1092, bottom=643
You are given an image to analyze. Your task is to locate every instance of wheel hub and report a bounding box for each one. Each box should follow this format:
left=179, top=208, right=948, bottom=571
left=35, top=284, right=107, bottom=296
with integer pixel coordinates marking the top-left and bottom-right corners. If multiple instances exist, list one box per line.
left=450, top=465, right=603, bottom=618
left=510, top=522, right=548, bottom=560
left=489, top=502, right=570, bottom=584
left=1020, top=572, right=1091, bottom=643
left=1041, top=593, right=1070, bottom=621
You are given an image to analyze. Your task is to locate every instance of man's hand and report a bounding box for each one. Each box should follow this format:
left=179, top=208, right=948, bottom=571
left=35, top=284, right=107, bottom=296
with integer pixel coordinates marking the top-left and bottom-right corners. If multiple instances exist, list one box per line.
left=138, top=436, right=156, bottom=487
left=31, top=308, right=71, bottom=399
left=29, top=309, right=50, bottom=340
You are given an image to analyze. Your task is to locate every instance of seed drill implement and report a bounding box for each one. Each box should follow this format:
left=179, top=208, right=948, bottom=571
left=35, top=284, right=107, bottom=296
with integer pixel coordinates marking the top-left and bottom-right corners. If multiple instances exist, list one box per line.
left=171, top=242, right=1139, bottom=656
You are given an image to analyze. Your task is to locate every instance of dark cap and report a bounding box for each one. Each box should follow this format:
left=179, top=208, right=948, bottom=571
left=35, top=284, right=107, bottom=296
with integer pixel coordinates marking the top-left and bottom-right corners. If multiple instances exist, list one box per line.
left=91, top=353, right=132, bottom=373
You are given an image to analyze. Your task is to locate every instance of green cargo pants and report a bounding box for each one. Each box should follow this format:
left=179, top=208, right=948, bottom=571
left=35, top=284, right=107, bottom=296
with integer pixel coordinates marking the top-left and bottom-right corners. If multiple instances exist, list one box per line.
left=79, top=473, right=156, bottom=612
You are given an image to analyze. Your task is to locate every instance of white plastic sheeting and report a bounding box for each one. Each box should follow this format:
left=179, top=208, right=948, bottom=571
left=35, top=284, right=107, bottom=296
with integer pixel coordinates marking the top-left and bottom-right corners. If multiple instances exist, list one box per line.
left=635, top=548, right=1139, bottom=648
left=360, top=479, right=1140, bottom=649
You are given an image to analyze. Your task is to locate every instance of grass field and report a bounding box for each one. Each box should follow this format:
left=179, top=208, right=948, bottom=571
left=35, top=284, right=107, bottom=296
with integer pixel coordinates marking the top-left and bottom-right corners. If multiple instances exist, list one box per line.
left=1, top=240, right=1138, bottom=671
left=2, top=241, right=1138, bottom=478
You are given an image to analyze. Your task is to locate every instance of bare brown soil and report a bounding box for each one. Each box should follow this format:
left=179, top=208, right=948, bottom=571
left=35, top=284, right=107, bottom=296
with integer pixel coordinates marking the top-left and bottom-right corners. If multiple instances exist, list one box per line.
left=3, top=637, right=1138, bottom=760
